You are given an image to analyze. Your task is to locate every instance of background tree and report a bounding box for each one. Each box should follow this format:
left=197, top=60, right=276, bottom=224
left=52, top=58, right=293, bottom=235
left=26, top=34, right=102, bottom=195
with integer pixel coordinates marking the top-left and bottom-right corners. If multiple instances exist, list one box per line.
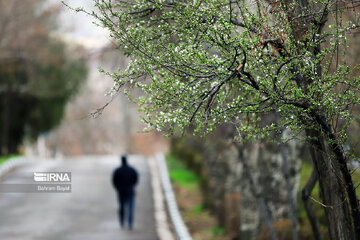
left=0, top=0, right=87, bottom=155
left=83, top=0, right=360, bottom=239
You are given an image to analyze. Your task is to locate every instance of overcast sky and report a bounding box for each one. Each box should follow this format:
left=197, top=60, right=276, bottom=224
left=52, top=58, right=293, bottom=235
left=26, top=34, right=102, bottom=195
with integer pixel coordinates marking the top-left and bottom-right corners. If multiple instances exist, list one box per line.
left=57, top=0, right=110, bottom=49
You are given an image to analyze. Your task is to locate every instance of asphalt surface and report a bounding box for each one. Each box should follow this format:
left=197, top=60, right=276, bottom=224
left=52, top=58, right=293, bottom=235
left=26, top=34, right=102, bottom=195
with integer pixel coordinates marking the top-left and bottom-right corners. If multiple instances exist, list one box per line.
left=0, top=155, right=158, bottom=240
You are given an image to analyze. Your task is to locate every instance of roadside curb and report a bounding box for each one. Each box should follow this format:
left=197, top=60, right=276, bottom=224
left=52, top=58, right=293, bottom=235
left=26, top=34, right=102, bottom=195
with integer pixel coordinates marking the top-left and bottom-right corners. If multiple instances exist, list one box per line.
left=155, top=153, right=192, bottom=240
left=149, top=155, right=175, bottom=240
left=0, top=156, right=28, bottom=180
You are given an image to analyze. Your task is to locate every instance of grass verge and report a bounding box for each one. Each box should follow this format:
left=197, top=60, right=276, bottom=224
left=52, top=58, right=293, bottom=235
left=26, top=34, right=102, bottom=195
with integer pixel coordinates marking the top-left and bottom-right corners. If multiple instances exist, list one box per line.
left=0, top=154, right=20, bottom=165
left=166, top=153, right=228, bottom=240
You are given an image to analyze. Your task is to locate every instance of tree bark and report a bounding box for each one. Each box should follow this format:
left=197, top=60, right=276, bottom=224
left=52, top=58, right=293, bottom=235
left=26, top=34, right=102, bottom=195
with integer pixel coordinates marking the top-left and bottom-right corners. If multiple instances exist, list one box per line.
left=312, top=112, right=360, bottom=239
left=306, top=129, right=354, bottom=240
left=327, top=133, right=360, bottom=239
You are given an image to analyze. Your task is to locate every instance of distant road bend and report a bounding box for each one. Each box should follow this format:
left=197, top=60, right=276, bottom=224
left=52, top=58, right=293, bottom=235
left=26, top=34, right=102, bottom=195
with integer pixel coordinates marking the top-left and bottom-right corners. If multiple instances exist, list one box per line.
left=0, top=155, right=158, bottom=240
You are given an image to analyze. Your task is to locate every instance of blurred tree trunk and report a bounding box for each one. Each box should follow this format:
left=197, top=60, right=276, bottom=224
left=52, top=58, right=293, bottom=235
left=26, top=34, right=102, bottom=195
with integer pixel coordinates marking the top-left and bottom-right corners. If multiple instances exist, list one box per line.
left=239, top=147, right=278, bottom=240
left=1, top=82, right=11, bottom=155
left=280, top=141, right=299, bottom=240
left=301, top=168, right=323, bottom=240
left=122, top=94, right=132, bottom=153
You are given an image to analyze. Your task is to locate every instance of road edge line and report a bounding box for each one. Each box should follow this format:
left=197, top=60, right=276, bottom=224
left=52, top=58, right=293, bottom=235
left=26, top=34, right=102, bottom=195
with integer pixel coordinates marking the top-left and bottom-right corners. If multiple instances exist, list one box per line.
left=0, top=156, right=29, bottom=181
left=149, top=154, right=176, bottom=240
left=155, top=153, right=192, bottom=240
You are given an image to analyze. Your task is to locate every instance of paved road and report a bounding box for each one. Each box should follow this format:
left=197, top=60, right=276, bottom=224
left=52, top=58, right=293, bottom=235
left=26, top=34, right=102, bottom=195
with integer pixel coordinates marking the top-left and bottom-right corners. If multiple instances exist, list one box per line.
left=0, top=155, right=158, bottom=240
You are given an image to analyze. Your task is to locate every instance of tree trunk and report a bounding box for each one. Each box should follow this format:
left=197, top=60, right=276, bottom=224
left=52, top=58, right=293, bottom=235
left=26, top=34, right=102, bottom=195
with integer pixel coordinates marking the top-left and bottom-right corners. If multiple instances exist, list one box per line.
left=306, top=130, right=354, bottom=240
left=302, top=168, right=323, bottom=240
left=312, top=112, right=360, bottom=239
left=240, top=149, right=278, bottom=240
left=1, top=83, right=11, bottom=155
left=280, top=141, right=299, bottom=240
left=327, top=133, right=360, bottom=239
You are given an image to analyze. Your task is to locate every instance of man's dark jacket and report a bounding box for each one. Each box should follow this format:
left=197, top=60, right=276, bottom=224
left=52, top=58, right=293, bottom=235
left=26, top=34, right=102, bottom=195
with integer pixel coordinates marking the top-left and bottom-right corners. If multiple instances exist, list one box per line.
left=112, top=159, right=138, bottom=197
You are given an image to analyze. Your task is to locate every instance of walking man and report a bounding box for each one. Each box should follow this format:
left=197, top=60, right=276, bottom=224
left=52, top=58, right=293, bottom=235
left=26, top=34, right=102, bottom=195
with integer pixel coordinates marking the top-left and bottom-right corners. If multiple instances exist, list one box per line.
left=112, top=155, right=139, bottom=230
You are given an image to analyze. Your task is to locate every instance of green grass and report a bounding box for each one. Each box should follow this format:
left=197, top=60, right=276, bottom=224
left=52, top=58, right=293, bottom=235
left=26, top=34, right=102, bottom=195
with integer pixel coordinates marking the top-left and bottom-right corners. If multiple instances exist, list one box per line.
left=192, top=204, right=204, bottom=215
left=211, top=226, right=225, bottom=237
left=298, top=162, right=325, bottom=225
left=166, top=153, right=200, bottom=189
left=352, top=168, right=360, bottom=197
left=0, top=154, right=20, bottom=165
left=299, top=162, right=320, bottom=197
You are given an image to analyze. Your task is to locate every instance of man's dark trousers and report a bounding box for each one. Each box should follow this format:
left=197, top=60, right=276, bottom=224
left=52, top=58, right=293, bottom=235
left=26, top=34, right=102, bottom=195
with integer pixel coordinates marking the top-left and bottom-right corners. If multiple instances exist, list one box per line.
left=118, top=194, right=135, bottom=228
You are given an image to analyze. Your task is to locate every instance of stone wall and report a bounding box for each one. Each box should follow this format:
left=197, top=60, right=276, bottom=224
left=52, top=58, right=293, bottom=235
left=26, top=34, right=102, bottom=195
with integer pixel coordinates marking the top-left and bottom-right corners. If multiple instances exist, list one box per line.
left=171, top=126, right=303, bottom=239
